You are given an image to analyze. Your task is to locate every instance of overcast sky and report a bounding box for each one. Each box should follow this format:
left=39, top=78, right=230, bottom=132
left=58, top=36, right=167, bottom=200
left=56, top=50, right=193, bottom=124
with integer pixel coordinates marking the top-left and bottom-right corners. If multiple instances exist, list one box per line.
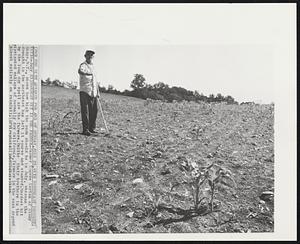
left=40, top=45, right=274, bottom=104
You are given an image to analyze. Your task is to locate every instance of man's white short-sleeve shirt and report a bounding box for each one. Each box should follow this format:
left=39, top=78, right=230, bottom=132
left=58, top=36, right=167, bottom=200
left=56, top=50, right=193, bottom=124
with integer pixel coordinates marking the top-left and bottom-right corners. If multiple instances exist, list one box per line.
left=79, top=61, right=98, bottom=97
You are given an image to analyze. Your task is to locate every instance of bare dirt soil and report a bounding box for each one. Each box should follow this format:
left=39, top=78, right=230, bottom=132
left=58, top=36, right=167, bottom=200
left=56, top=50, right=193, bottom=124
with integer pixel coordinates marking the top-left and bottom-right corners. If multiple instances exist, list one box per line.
left=41, top=86, right=274, bottom=234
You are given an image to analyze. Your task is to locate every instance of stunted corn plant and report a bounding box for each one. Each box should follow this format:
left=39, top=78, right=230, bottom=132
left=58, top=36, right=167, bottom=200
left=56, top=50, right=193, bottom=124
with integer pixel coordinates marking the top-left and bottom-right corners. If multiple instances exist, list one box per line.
left=172, top=111, right=179, bottom=121
left=178, top=159, right=236, bottom=212
left=205, top=164, right=236, bottom=211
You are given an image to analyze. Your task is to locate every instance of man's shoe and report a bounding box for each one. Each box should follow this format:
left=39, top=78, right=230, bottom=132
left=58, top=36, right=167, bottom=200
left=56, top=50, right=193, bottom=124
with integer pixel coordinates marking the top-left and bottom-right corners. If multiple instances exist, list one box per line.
left=82, top=130, right=91, bottom=136
left=89, top=129, right=98, bottom=134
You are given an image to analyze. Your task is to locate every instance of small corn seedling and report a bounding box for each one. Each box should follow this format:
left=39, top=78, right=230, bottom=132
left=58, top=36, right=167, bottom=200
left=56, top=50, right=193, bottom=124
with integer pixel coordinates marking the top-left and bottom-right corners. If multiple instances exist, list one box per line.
left=205, top=165, right=236, bottom=211
left=172, top=111, right=179, bottom=121
left=191, top=125, right=205, bottom=139
left=180, top=160, right=236, bottom=213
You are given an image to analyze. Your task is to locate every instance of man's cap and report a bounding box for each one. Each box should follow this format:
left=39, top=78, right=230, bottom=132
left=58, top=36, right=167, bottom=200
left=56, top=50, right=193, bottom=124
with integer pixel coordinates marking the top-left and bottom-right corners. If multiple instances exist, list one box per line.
left=85, top=50, right=95, bottom=56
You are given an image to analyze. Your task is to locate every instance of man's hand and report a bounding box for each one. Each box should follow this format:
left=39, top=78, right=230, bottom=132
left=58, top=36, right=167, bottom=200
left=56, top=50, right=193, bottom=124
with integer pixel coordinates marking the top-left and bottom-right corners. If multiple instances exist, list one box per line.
left=78, top=69, right=93, bottom=76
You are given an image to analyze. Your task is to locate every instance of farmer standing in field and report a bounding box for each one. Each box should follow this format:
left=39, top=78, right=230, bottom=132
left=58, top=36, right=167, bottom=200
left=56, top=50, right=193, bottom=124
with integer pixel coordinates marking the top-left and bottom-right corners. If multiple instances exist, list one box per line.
left=78, top=50, right=99, bottom=136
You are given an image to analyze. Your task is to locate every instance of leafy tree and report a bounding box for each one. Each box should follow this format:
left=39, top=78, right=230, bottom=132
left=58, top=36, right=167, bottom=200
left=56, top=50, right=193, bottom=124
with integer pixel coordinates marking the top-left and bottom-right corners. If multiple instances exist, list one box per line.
left=224, top=95, right=235, bottom=104
left=145, top=84, right=153, bottom=89
left=107, top=84, right=114, bottom=91
left=153, top=82, right=169, bottom=91
left=208, top=94, right=215, bottom=103
left=130, top=74, right=146, bottom=90
left=215, top=93, right=224, bottom=102
left=44, top=77, right=52, bottom=85
left=99, top=86, right=107, bottom=92
left=193, top=90, right=200, bottom=98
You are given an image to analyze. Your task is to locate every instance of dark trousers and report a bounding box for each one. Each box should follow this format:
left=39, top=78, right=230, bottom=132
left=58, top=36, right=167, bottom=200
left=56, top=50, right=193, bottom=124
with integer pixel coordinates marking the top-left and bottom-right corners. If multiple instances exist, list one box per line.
left=79, top=91, right=98, bottom=132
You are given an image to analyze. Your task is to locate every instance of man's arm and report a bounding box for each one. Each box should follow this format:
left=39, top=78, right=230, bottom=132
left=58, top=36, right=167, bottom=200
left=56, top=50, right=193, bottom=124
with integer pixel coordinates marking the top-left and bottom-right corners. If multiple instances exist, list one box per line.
left=78, top=63, right=93, bottom=76
left=78, top=69, right=93, bottom=76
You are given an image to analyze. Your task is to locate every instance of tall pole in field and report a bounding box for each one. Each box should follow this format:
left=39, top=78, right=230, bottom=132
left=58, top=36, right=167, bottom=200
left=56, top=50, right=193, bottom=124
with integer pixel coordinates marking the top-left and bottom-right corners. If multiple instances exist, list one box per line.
left=96, top=86, right=109, bottom=133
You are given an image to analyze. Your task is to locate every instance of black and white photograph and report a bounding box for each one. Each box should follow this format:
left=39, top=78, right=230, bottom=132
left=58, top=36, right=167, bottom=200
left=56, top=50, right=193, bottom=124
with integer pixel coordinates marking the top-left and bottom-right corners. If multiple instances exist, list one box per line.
left=3, top=3, right=296, bottom=241
left=40, top=45, right=274, bottom=234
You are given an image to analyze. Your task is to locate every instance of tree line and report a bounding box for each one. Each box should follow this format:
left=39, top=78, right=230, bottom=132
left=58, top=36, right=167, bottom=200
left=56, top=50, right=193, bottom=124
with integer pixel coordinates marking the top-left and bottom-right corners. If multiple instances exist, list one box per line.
left=42, top=74, right=238, bottom=104
left=101, top=74, right=238, bottom=104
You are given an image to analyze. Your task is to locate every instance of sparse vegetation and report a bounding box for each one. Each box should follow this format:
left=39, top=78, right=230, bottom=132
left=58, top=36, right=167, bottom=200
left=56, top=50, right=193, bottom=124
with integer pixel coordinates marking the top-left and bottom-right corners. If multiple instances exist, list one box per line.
left=42, top=86, right=274, bottom=234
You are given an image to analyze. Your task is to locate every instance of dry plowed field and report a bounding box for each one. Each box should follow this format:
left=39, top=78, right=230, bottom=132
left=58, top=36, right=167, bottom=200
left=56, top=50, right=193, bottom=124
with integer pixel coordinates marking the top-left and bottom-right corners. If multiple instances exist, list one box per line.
left=41, top=86, right=274, bottom=234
